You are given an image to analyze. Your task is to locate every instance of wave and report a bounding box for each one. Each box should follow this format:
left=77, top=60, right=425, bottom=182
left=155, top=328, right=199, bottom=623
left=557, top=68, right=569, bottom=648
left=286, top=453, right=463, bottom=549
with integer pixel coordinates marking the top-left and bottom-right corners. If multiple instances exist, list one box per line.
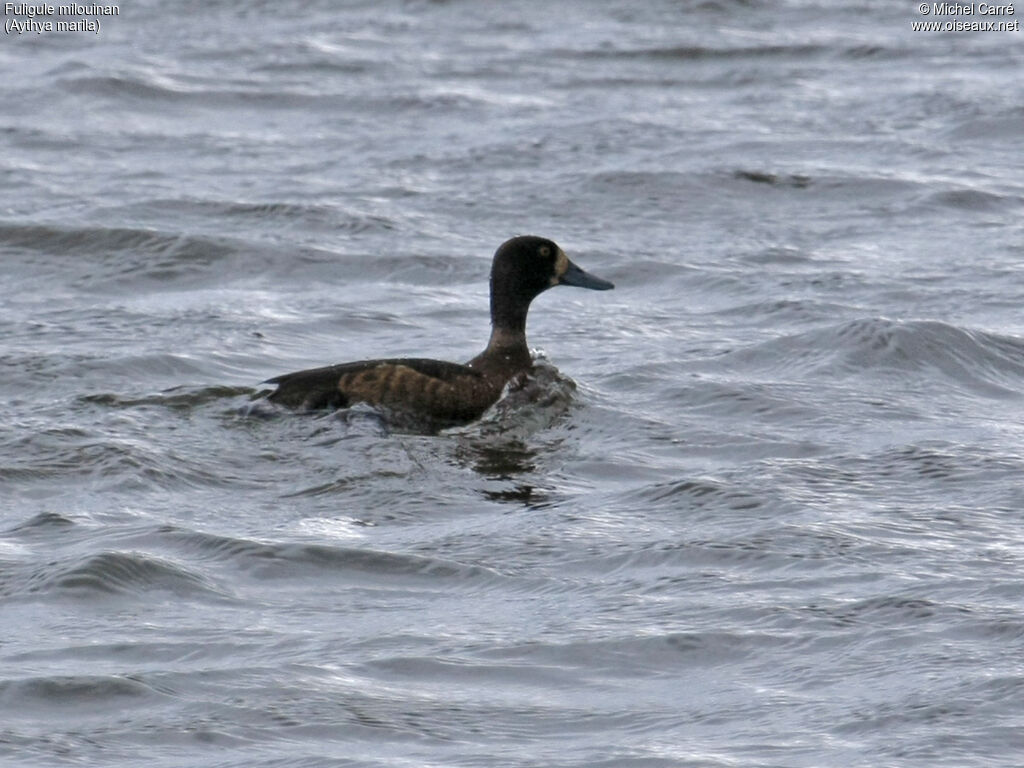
left=564, top=42, right=828, bottom=63
left=0, top=425, right=207, bottom=487
left=0, top=674, right=160, bottom=708
left=3, top=511, right=76, bottom=533
left=109, top=197, right=398, bottom=234
left=1, top=550, right=221, bottom=599
left=620, top=475, right=765, bottom=512
left=0, top=221, right=241, bottom=289
left=944, top=105, right=1024, bottom=142
left=80, top=385, right=255, bottom=412
left=149, top=525, right=496, bottom=585
left=1, top=515, right=498, bottom=598
left=720, top=317, right=1024, bottom=396
left=0, top=221, right=231, bottom=259
left=478, top=629, right=797, bottom=674
left=56, top=74, right=329, bottom=109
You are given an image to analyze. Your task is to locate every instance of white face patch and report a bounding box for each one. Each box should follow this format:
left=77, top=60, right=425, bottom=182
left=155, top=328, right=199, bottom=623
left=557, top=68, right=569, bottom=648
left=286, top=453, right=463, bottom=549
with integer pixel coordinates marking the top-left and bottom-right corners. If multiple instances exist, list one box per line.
left=550, top=248, right=569, bottom=286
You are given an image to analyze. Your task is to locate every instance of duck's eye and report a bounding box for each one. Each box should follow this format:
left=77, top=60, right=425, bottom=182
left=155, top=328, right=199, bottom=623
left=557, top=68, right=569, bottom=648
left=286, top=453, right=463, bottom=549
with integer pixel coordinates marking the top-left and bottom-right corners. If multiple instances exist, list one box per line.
left=538, top=245, right=551, bottom=258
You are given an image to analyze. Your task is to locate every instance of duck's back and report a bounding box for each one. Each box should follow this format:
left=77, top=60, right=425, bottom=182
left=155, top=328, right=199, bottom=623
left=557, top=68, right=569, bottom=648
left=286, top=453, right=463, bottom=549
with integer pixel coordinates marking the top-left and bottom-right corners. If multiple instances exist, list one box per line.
left=266, top=357, right=505, bottom=424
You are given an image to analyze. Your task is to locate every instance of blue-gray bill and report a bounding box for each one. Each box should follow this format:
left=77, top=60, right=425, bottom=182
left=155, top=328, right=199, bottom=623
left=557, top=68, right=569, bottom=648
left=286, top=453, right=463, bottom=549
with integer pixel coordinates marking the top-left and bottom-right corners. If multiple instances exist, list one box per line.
left=559, top=259, right=615, bottom=290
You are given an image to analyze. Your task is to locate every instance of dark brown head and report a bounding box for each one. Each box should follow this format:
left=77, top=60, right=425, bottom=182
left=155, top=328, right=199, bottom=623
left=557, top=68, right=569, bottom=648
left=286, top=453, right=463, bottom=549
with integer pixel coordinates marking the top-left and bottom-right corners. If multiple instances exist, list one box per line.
left=488, top=236, right=614, bottom=332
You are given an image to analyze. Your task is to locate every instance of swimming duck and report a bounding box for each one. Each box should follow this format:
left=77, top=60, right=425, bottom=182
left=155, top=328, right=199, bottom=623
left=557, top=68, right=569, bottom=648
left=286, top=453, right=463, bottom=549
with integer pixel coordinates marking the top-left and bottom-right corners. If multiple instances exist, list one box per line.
left=265, top=235, right=614, bottom=426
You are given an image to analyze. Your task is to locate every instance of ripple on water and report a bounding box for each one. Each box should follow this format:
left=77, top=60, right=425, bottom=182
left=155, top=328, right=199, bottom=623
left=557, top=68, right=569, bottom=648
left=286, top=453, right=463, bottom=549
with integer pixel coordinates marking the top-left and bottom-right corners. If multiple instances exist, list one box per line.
left=0, top=550, right=222, bottom=600
left=0, top=674, right=161, bottom=713
left=714, top=317, right=1024, bottom=396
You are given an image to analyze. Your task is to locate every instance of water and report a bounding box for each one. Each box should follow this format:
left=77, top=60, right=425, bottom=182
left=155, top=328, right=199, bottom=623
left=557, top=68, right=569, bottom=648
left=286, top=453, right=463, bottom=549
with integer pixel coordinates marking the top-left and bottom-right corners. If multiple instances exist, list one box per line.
left=3, top=1, right=1024, bottom=766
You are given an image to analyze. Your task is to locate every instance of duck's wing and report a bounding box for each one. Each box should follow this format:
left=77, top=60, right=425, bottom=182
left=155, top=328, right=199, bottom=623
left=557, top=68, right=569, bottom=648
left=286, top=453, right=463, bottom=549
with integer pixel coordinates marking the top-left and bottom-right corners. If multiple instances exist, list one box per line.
left=264, top=357, right=486, bottom=413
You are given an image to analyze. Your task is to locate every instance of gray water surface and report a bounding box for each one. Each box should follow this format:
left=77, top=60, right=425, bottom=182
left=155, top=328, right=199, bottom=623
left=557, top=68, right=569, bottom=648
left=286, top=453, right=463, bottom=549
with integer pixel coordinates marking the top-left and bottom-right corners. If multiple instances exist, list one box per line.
left=3, top=2, right=1024, bottom=766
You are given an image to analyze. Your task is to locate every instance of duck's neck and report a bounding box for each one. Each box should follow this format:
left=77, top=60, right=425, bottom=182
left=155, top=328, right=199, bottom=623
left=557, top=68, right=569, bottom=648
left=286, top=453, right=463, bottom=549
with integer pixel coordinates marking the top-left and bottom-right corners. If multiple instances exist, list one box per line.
left=470, top=281, right=536, bottom=372
left=485, top=325, right=530, bottom=358
left=490, top=286, right=530, bottom=336
left=472, top=321, right=532, bottom=373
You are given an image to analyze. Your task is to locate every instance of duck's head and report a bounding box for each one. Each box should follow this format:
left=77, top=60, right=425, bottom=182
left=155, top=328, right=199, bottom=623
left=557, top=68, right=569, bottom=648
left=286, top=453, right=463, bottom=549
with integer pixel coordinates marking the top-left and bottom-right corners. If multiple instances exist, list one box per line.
left=489, top=236, right=614, bottom=329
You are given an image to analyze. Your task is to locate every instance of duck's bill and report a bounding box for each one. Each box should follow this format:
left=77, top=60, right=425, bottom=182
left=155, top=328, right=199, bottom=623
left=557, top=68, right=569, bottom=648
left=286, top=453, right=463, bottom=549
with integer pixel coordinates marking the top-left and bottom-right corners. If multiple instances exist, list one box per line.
left=559, top=259, right=615, bottom=290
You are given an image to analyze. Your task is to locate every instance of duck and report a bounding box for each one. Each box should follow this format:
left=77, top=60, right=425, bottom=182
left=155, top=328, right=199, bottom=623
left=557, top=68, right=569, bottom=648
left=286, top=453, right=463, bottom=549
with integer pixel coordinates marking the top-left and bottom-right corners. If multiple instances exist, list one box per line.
left=264, top=235, right=614, bottom=427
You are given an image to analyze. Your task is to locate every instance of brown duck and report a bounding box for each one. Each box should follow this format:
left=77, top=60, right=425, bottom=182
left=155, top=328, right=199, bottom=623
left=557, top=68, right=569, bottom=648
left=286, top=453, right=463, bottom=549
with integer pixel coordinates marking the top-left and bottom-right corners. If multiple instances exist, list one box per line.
left=265, top=235, right=614, bottom=426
